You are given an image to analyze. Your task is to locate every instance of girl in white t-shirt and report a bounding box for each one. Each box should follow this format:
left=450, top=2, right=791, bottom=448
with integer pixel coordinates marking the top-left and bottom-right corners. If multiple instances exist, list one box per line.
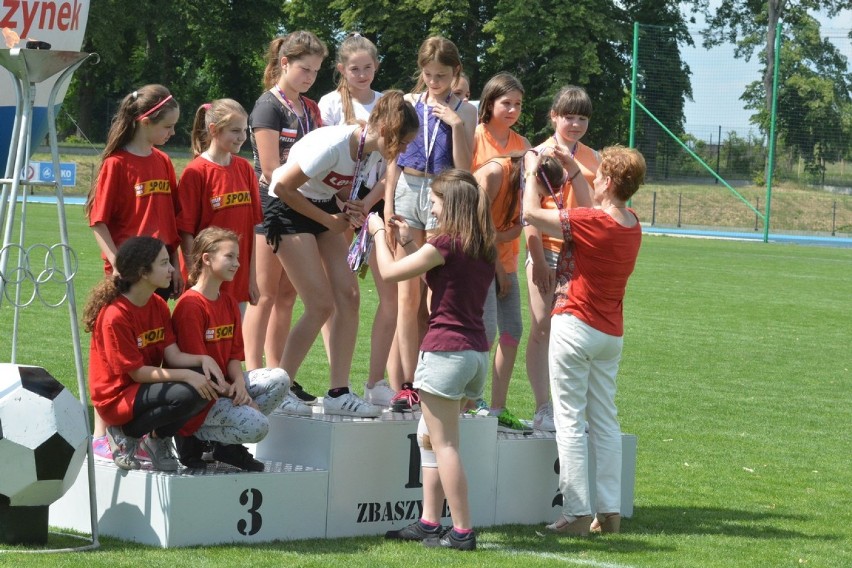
left=317, top=34, right=401, bottom=408
left=267, top=90, right=418, bottom=418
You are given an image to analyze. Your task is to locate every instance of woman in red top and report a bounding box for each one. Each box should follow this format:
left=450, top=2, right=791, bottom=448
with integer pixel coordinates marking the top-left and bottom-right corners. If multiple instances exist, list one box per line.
left=523, top=146, right=645, bottom=536
left=84, top=237, right=224, bottom=472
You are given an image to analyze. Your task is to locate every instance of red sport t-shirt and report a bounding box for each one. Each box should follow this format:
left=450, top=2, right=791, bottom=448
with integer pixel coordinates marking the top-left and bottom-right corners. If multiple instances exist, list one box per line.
left=88, top=148, right=181, bottom=274
left=172, top=289, right=244, bottom=435
left=176, top=156, right=262, bottom=303
left=88, top=294, right=175, bottom=425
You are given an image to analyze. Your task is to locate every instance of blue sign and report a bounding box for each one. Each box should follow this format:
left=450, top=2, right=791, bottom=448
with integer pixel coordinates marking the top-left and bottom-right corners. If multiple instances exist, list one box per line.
left=24, top=161, right=77, bottom=187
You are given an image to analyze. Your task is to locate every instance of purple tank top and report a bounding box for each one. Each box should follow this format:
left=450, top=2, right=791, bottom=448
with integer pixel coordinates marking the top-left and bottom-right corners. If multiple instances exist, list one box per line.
left=396, top=94, right=461, bottom=174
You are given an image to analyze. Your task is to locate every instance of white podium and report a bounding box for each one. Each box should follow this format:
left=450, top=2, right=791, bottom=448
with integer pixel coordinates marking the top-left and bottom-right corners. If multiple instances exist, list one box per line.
left=51, top=410, right=637, bottom=546
left=254, top=410, right=498, bottom=537
left=50, top=459, right=328, bottom=547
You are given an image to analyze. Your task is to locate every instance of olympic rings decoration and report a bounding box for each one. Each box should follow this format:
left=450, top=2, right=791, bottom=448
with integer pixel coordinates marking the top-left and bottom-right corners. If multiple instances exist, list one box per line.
left=0, top=243, right=79, bottom=308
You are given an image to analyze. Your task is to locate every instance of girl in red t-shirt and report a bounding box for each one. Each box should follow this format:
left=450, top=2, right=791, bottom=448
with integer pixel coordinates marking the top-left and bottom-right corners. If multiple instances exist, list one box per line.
left=85, top=84, right=183, bottom=459
left=177, top=99, right=262, bottom=308
left=84, top=237, right=225, bottom=471
left=172, top=228, right=289, bottom=471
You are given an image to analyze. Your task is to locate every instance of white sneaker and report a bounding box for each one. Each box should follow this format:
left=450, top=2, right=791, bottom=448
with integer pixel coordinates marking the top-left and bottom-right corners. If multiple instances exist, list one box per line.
left=533, top=401, right=556, bottom=432
left=323, top=391, right=381, bottom=418
left=364, top=379, right=396, bottom=407
left=278, top=392, right=313, bottom=416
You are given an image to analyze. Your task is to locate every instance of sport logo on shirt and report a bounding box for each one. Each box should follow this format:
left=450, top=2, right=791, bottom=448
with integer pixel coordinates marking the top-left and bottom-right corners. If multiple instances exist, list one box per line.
left=134, top=180, right=171, bottom=197
left=321, top=171, right=353, bottom=190
left=137, top=327, right=166, bottom=348
left=210, top=191, right=252, bottom=210
left=205, top=324, right=235, bottom=342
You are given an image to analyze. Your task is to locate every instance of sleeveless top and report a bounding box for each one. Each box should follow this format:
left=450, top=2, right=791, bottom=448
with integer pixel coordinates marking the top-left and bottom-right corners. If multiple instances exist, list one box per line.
left=396, top=94, right=462, bottom=174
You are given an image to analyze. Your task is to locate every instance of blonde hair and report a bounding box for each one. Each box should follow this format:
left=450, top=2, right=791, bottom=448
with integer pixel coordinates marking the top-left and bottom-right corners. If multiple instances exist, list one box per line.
left=187, top=227, right=240, bottom=287
left=190, top=99, right=248, bottom=157
left=262, top=31, right=328, bottom=89
left=412, top=36, right=462, bottom=94
left=334, top=33, right=379, bottom=125
left=429, top=169, right=495, bottom=262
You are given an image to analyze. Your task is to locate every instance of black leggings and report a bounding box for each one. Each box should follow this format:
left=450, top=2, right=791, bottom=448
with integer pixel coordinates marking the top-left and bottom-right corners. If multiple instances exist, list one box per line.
left=122, top=381, right=207, bottom=439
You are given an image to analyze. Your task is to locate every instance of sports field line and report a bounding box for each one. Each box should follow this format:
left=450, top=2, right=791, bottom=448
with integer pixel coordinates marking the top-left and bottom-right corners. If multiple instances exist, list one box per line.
left=479, top=542, right=636, bottom=568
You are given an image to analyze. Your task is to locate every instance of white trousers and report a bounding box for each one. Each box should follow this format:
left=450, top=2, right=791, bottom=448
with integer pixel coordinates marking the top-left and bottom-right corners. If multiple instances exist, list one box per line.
left=549, top=313, right=623, bottom=516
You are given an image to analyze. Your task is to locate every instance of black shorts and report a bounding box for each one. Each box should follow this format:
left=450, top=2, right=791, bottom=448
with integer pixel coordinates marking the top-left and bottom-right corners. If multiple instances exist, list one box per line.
left=255, top=186, right=273, bottom=236
left=263, top=194, right=340, bottom=252
left=357, top=182, right=384, bottom=218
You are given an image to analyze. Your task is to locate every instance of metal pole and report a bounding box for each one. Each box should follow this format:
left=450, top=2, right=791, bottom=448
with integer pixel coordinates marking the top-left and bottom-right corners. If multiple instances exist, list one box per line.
left=652, top=191, right=657, bottom=226
left=831, top=201, right=837, bottom=236
left=715, top=125, right=722, bottom=184
left=763, top=22, right=782, bottom=243
left=755, top=197, right=760, bottom=231
left=677, top=193, right=682, bottom=227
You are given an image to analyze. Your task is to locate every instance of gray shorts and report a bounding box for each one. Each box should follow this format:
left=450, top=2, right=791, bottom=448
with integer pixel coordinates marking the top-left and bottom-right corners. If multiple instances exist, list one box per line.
left=483, top=273, right=523, bottom=346
left=414, top=350, right=488, bottom=400
left=525, top=247, right=559, bottom=271
left=394, top=172, right=438, bottom=231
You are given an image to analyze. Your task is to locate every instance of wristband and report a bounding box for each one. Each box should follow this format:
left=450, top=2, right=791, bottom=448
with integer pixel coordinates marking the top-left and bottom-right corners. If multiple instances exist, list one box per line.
left=372, top=228, right=386, bottom=237
left=569, top=169, right=581, bottom=181
left=400, top=239, right=413, bottom=247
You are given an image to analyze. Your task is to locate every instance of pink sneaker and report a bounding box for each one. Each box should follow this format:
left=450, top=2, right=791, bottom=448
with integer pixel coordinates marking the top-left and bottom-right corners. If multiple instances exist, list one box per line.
left=93, top=434, right=150, bottom=461
left=92, top=435, right=112, bottom=461
left=136, top=434, right=152, bottom=461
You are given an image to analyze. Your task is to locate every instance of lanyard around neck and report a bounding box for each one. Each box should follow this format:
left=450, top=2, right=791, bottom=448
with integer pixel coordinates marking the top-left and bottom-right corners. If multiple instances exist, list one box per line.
left=421, top=92, right=451, bottom=175
left=276, top=86, right=311, bottom=136
left=348, top=127, right=368, bottom=201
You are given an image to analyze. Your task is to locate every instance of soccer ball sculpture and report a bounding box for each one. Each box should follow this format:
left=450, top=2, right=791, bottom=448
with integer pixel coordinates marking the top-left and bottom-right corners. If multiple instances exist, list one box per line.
left=0, top=364, right=88, bottom=544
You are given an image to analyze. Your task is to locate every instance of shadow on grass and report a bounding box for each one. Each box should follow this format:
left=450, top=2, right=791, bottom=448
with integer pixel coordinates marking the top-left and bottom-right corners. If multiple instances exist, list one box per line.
left=625, top=505, right=831, bottom=541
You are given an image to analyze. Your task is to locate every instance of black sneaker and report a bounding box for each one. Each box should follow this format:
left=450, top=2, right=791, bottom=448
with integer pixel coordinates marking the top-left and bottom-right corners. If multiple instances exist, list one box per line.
left=175, top=434, right=207, bottom=469
left=291, top=381, right=318, bottom=404
left=385, top=520, right=443, bottom=541
left=212, top=443, right=265, bottom=472
left=423, top=528, right=476, bottom=551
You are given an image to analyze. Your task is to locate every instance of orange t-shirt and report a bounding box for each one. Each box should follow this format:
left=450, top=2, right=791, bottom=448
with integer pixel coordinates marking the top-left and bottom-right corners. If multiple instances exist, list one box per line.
left=533, top=138, right=599, bottom=254
left=470, top=123, right=528, bottom=171
left=472, top=124, right=528, bottom=273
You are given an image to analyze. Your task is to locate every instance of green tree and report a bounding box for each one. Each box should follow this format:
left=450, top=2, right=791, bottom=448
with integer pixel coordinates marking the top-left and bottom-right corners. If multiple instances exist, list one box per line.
left=695, top=0, right=852, bottom=117
left=628, top=1, right=694, bottom=178
left=741, top=13, right=852, bottom=181
left=66, top=0, right=283, bottom=144
left=482, top=0, right=631, bottom=146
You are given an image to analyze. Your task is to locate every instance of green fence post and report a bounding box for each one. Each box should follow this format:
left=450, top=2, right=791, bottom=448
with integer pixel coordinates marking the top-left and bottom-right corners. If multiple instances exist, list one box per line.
left=763, top=22, right=782, bottom=243
left=629, top=21, right=639, bottom=149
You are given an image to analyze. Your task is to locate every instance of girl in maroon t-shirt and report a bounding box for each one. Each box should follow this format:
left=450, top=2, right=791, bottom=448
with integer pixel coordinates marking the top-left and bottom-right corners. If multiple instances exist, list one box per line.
left=369, top=169, right=495, bottom=551
left=84, top=237, right=225, bottom=471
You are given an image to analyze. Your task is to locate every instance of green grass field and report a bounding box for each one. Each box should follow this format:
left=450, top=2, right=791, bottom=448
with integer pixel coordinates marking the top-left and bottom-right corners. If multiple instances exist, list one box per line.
left=1, top=204, right=851, bottom=566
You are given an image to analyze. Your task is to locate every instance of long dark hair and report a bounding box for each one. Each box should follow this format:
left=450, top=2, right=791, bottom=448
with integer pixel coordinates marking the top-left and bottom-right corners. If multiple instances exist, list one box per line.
left=86, top=85, right=178, bottom=218
left=83, top=236, right=165, bottom=332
